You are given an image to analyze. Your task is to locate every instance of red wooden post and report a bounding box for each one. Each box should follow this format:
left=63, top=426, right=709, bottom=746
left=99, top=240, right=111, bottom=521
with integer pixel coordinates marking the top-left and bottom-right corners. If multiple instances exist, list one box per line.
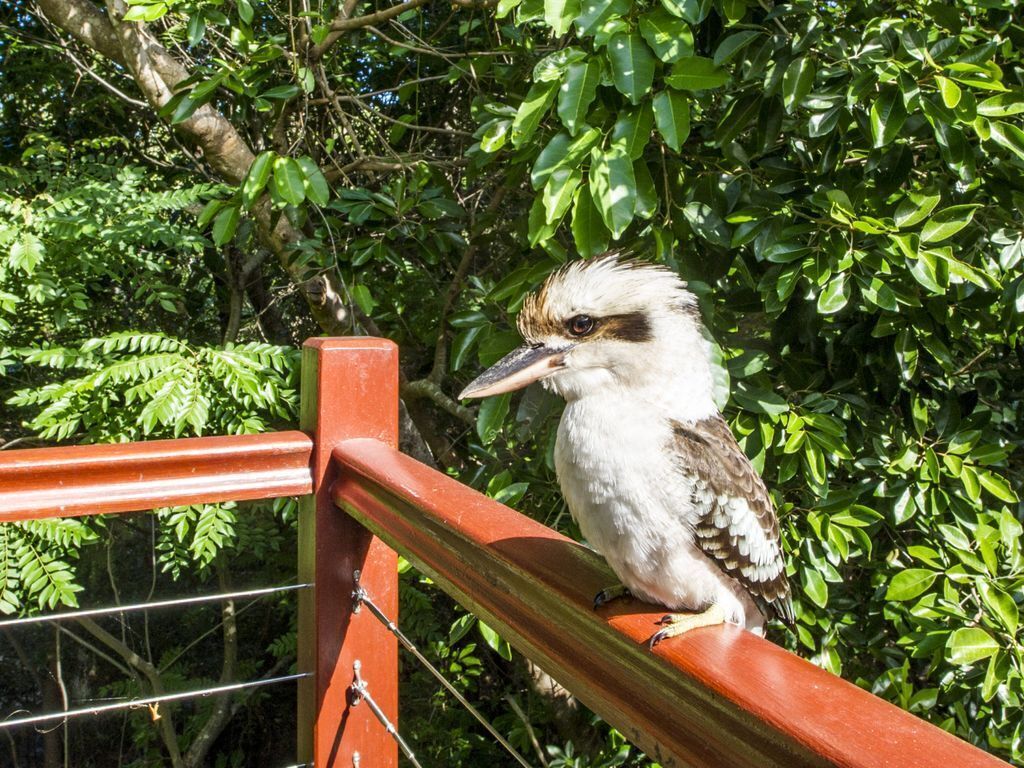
left=297, top=338, right=399, bottom=767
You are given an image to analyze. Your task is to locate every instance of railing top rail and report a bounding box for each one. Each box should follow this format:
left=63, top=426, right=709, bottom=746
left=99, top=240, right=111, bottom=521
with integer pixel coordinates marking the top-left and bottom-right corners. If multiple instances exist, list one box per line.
left=333, top=437, right=1009, bottom=768
left=0, top=431, right=313, bottom=521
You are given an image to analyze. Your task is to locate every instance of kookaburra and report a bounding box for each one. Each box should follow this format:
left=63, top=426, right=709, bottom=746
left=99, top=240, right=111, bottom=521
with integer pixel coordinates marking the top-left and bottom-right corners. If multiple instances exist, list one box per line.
left=459, top=255, right=793, bottom=644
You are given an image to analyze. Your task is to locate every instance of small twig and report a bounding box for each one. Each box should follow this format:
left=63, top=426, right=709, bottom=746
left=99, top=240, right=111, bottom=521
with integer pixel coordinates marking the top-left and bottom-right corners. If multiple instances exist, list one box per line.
left=401, top=379, right=475, bottom=424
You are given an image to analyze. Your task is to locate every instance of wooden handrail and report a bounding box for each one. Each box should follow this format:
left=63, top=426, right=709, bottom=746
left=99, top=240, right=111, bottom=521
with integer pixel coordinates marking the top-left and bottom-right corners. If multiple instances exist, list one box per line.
left=333, top=436, right=1010, bottom=768
left=0, top=431, right=313, bottom=520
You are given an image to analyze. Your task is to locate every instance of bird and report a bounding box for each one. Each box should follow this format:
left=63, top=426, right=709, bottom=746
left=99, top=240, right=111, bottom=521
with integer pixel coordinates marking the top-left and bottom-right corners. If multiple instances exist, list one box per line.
left=458, top=254, right=793, bottom=645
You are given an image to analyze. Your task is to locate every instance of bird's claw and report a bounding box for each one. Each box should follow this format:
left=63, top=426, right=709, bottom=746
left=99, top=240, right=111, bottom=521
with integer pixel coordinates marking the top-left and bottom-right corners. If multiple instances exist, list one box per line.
left=647, top=604, right=727, bottom=649
left=593, top=584, right=632, bottom=610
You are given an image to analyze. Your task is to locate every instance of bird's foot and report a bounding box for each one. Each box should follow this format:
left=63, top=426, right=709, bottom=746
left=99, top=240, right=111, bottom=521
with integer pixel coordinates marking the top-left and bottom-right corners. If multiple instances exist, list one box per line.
left=649, top=604, right=726, bottom=648
left=593, top=584, right=632, bottom=610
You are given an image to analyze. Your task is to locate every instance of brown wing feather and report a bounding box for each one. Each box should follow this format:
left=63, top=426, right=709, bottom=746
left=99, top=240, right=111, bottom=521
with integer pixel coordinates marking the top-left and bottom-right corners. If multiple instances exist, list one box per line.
left=671, top=416, right=794, bottom=625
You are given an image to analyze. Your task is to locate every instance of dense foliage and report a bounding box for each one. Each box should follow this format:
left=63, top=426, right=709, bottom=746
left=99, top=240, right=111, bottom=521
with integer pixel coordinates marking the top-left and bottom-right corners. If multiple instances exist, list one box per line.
left=1, top=0, right=1022, bottom=765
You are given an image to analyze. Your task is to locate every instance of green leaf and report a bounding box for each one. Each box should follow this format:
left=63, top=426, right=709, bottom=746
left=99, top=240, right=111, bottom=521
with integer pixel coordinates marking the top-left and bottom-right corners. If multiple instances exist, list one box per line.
left=665, top=56, right=729, bottom=91
left=920, top=205, right=978, bottom=243
left=979, top=582, right=1018, bottom=634
left=817, top=273, right=849, bottom=314
left=480, top=118, right=512, bottom=152
left=477, top=392, right=511, bottom=443
left=350, top=283, right=377, bottom=315
left=935, top=76, right=961, bottom=109
left=571, top=185, right=610, bottom=257
left=575, top=0, right=630, bottom=37
left=947, top=627, right=999, bottom=666
left=272, top=157, right=306, bottom=206
left=242, top=151, right=274, bottom=209
left=870, top=88, right=907, bottom=148
left=544, top=0, right=581, bottom=35
left=212, top=205, right=240, bottom=246
left=990, top=120, right=1024, bottom=161
left=976, top=92, right=1024, bottom=117
left=589, top=141, right=636, bottom=239
left=297, top=157, right=330, bottom=206
left=885, top=569, right=938, bottom=600
left=610, top=105, right=654, bottom=159
left=260, top=85, right=299, bottom=101
left=732, top=381, right=789, bottom=416
left=511, top=81, right=558, bottom=147
left=533, top=47, right=588, bottom=82
left=606, top=33, right=656, bottom=104
left=783, top=57, right=816, bottom=113
left=660, top=0, right=710, bottom=24
left=237, top=0, right=254, bottom=23
left=10, top=234, right=45, bottom=275
left=894, top=190, right=940, bottom=228
left=652, top=90, right=690, bottom=152
left=638, top=8, right=694, bottom=63
left=633, top=160, right=657, bottom=219
left=801, top=568, right=828, bottom=608
left=557, top=60, right=602, bottom=135
left=542, top=167, right=583, bottom=225
left=978, top=470, right=1018, bottom=503
left=714, top=31, right=760, bottom=66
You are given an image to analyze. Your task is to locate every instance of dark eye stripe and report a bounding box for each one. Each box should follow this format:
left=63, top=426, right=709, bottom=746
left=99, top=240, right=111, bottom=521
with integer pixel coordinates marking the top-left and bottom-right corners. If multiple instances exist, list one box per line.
left=594, top=312, right=652, bottom=342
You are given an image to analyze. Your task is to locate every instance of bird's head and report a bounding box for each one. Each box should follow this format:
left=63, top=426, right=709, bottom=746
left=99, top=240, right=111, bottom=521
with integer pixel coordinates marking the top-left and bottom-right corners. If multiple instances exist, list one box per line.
left=459, top=254, right=715, bottom=410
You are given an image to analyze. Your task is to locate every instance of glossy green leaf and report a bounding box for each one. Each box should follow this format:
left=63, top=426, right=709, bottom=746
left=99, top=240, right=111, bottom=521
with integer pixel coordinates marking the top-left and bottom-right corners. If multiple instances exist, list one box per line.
left=947, top=627, right=999, bottom=665
left=633, top=160, right=657, bottom=219
left=801, top=568, right=828, bottom=608
left=665, top=56, right=729, bottom=91
left=575, top=0, right=630, bottom=37
left=783, top=57, right=816, bottom=113
left=589, top=140, right=636, bottom=238
left=978, top=470, right=1017, bottom=503
left=544, top=0, right=581, bottom=36
left=894, top=191, right=941, bottom=229
left=817, top=273, right=849, bottom=314
left=979, top=582, right=1018, bottom=633
left=610, top=105, right=654, bottom=159
left=212, top=205, right=240, bottom=246
left=480, top=118, right=512, bottom=152
left=297, top=157, right=329, bottom=206
left=241, top=151, right=274, bottom=210
left=542, top=166, right=582, bottom=224
left=606, top=33, right=656, bottom=104
left=870, top=88, right=908, bottom=148
left=885, top=569, right=938, bottom=600
left=272, top=157, right=306, bottom=206
left=990, top=120, right=1024, bottom=161
left=571, top=185, right=610, bottom=257
left=511, top=81, right=558, bottom=147
left=935, top=76, right=961, bottom=109
left=476, top=392, right=511, bottom=443
left=714, top=30, right=759, bottom=66
left=660, top=0, right=710, bottom=24
left=920, top=205, right=978, bottom=243
left=652, top=90, right=690, bottom=151
left=976, top=92, right=1024, bottom=117
left=638, top=8, right=694, bottom=63
left=557, top=60, right=602, bottom=135
left=533, top=48, right=588, bottom=82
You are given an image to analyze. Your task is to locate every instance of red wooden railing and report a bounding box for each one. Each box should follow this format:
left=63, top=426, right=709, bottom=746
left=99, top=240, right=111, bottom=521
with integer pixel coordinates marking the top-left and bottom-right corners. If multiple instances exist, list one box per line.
left=0, top=337, right=1012, bottom=768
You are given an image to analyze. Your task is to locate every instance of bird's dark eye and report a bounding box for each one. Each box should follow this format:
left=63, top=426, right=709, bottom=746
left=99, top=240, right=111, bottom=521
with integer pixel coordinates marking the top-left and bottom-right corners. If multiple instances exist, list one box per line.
left=568, top=314, right=595, bottom=337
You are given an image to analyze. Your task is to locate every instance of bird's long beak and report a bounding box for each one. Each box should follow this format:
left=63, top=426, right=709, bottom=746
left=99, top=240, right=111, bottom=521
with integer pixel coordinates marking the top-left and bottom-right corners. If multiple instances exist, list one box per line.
left=459, top=344, right=568, bottom=399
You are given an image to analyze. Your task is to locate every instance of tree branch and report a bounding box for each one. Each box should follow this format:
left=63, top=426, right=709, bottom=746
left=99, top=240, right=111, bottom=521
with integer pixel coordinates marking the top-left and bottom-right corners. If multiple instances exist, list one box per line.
left=311, top=0, right=431, bottom=58
left=33, top=0, right=125, bottom=64
left=77, top=617, right=185, bottom=768
left=183, top=561, right=238, bottom=768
